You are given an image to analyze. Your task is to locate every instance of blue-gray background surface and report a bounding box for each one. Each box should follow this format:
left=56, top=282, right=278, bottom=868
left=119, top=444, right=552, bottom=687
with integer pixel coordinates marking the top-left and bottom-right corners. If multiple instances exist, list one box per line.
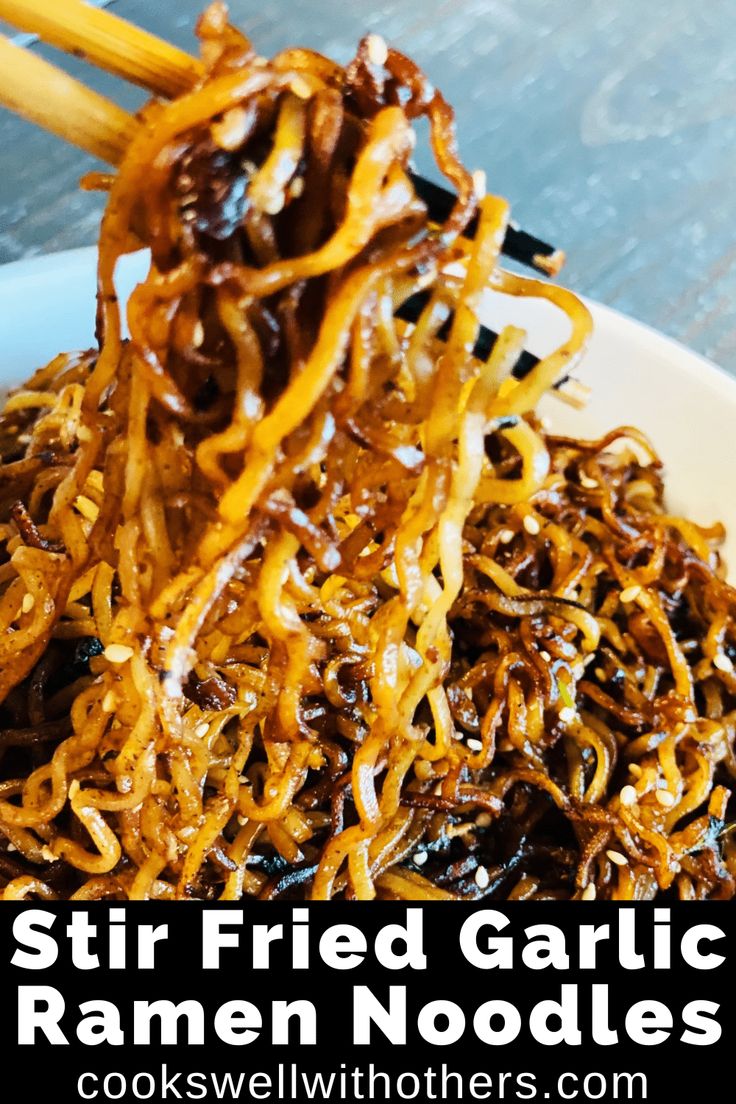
left=0, top=0, right=734, bottom=367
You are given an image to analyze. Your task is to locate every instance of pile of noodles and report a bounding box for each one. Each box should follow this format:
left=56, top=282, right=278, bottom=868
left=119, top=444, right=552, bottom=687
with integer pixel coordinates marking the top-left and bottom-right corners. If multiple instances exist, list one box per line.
left=0, top=7, right=735, bottom=902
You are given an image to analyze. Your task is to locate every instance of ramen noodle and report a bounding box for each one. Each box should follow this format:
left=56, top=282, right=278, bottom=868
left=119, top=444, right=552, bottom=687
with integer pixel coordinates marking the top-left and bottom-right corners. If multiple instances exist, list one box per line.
left=0, top=6, right=734, bottom=901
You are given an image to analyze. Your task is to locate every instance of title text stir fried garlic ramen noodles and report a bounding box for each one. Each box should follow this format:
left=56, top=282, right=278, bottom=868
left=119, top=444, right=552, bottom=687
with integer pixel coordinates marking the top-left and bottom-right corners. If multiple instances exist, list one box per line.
left=1, top=8, right=735, bottom=901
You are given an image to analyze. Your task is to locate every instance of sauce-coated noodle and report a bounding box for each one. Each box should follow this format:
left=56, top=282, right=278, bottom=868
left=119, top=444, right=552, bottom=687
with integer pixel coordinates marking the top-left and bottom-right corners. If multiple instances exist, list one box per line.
left=0, top=7, right=734, bottom=900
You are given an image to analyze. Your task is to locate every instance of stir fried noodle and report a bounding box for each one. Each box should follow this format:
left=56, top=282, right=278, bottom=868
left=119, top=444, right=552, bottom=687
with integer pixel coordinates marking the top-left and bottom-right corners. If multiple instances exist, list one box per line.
left=0, top=10, right=735, bottom=901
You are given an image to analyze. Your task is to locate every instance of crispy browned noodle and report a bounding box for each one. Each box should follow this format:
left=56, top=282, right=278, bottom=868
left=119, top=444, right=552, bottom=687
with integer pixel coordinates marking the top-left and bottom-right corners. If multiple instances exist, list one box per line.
left=0, top=7, right=735, bottom=901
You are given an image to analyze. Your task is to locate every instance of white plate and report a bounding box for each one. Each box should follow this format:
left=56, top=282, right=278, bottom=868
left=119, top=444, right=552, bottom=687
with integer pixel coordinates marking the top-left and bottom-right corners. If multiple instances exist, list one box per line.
left=2, top=246, right=735, bottom=573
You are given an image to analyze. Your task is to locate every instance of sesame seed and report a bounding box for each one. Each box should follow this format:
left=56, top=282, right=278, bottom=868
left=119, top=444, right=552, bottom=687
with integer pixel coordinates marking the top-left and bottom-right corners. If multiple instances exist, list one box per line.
left=366, top=32, right=388, bottom=66
left=290, top=74, right=312, bottom=99
left=628, top=763, right=643, bottom=779
left=581, top=883, right=597, bottom=901
left=467, top=738, right=483, bottom=752
left=523, top=515, right=541, bottom=536
left=211, top=106, right=250, bottom=151
left=540, top=650, right=551, bottom=662
left=559, top=707, right=576, bottom=725
left=594, top=667, right=606, bottom=680
left=714, top=653, right=734, bottom=673
left=237, top=814, right=248, bottom=826
left=620, top=585, right=641, bottom=604
left=192, top=321, right=204, bottom=348
left=475, top=813, right=492, bottom=828
left=606, top=849, right=628, bottom=867
left=580, top=474, right=598, bottom=489
left=583, top=653, right=597, bottom=667
left=620, top=785, right=637, bottom=807
left=413, top=851, right=428, bottom=866
left=475, top=865, right=490, bottom=889
left=104, top=643, right=134, bottom=664
left=21, top=592, right=35, bottom=614
left=41, top=846, right=56, bottom=863
left=194, top=722, right=209, bottom=739
left=499, top=528, right=515, bottom=544
left=101, top=690, right=116, bottom=713
left=656, top=790, right=675, bottom=808
left=472, top=168, right=487, bottom=198
left=289, top=176, right=305, bottom=198
left=6, top=843, right=16, bottom=853
left=69, top=780, right=80, bottom=800
left=261, top=191, right=285, bottom=216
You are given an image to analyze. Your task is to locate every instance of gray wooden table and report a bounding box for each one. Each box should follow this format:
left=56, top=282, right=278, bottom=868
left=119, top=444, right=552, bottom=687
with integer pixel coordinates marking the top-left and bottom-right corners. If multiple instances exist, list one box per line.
left=1, top=0, right=734, bottom=368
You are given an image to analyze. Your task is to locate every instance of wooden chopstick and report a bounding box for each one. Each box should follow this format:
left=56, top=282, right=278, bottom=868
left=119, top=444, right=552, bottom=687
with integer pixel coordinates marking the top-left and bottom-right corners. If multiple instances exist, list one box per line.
left=0, top=0, right=202, bottom=97
left=0, top=32, right=135, bottom=164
